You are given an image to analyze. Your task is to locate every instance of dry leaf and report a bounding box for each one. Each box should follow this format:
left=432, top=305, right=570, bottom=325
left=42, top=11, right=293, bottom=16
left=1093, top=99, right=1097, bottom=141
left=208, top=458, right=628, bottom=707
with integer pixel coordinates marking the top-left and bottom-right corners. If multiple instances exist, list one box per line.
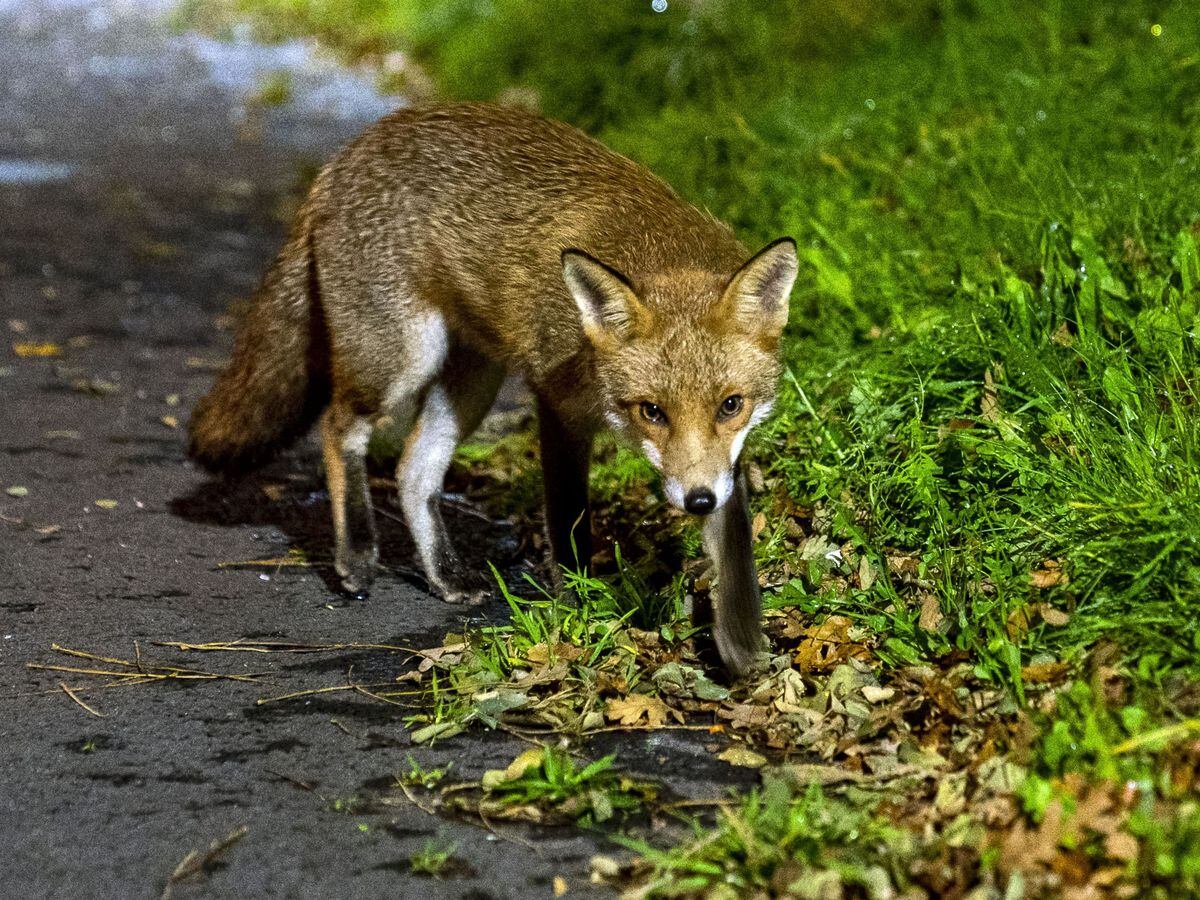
left=794, top=615, right=871, bottom=672
left=918, top=592, right=944, bottom=631
left=747, top=463, right=765, bottom=492
left=1031, top=559, right=1069, bottom=589
left=161, top=415, right=179, bottom=429
left=1038, top=604, right=1071, bottom=627
left=553, top=875, right=568, bottom=896
left=717, top=746, right=768, bottom=768
left=94, top=499, right=118, bottom=509
left=13, top=342, right=62, bottom=357
left=604, top=694, right=674, bottom=728
left=1104, top=831, right=1139, bottom=861
left=981, top=368, right=1001, bottom=423
left=751, top=511, right=767, bottom=540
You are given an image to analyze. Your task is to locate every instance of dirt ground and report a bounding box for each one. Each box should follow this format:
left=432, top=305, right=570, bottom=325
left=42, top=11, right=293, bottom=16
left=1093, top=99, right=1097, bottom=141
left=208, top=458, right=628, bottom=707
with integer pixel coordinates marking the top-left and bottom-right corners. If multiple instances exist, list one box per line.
left=0, top=3, right=738, bottom=897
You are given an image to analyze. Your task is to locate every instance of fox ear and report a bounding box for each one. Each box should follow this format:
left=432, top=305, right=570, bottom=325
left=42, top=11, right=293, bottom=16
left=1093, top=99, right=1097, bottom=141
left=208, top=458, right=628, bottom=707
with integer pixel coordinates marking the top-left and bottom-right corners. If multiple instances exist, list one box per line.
left=562, top=250, right=648, bottom=345
left=719, top=238, right=798, bottom=339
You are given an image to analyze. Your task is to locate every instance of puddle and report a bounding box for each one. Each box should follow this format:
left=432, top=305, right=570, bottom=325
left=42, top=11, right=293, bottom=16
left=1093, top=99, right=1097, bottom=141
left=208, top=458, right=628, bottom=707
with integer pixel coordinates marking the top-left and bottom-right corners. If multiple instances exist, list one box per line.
left=0, top=159, right=77, bottom=184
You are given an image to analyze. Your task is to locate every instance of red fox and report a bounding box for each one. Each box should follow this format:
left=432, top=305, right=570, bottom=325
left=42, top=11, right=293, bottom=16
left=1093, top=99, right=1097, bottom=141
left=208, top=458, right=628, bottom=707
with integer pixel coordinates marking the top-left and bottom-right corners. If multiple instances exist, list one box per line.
left=189, top=103, right=797, bottom=675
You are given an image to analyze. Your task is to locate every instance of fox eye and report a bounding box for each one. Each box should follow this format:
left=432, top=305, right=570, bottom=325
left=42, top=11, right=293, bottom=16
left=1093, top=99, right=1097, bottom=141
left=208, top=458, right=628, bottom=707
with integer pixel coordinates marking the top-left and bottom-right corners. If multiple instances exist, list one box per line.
left=718, top=395, right=744, bottom=419
left=639, top=402, right=667, bottom=425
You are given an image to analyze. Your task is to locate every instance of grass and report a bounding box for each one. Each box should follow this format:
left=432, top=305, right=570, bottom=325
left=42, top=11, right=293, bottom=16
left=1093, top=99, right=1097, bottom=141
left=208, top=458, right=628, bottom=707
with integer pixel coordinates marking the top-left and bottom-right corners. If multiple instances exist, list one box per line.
left=475, top=746, right=656, bottom=825
left=616, top=778, right=918, bottom=898
left=408, top=837, right=459, bottom=877
left=176, top=0, right=1200, bottom=893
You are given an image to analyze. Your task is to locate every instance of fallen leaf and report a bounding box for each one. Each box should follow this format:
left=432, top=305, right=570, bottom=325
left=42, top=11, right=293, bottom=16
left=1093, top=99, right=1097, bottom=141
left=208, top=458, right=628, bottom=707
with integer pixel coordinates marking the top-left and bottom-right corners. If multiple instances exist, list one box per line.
left=747, top=463, right=765, bottom=492
left=1021, top=661, right=1070, bottom=684
left=918, top=592, right=944, bottom=631
left=13, top=342, right=62, bottom=357
left=981, top=368, right=1001, bottom=422
left=409, top=721, right=463, bottom=744
left=94, top=499, right=118, bottom=509
left=1104, top=831, right=1139, bottom=861
left=794, top=615, right=872, bottom=672
left=6, top=486, right=29, bottom=497
left=161, top=415, right=179, bottom=429
left=604, top=694, right=674, bottom=728
left=553, top=875, right=568, bottom=896
left=482, top=747, right=545, bottom=789
left=717, top=746, right=768, bottom=768
left=1031, top=559, right=1069, bottom=589
left=751, top=511, right=767, bottom=540
left=861, top=685, right=895, bottom=703
left=70, top=376, right=118, bottom=396
left=186, top=357, right=226, bottom=371
left=1038, top=603, right=1071, bottom=627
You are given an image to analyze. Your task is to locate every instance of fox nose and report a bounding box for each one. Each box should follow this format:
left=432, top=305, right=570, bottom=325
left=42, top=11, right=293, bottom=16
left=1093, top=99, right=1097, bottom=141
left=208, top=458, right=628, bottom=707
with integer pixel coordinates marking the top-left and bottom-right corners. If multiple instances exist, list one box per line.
left=684, top=487, right=716, bottom=516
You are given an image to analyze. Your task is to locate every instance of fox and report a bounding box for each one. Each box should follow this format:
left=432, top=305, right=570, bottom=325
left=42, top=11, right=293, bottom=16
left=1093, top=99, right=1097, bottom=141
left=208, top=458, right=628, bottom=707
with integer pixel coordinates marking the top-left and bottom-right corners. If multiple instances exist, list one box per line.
left=188, top=103, right=798, bottom=676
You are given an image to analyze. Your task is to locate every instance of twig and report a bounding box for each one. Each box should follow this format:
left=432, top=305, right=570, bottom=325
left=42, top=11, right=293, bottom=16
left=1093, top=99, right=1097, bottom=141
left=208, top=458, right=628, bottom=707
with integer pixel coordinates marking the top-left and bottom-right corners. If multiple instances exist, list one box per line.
left=154, top=639, right=419, bottom=655
left=29, top=663, right=260, bottom=684
left=59, top=681, right=105, bottom=717
left=161, top=825, right=248, bottom=899
left=254, top=682, right=399, bottom=706
left=264, top=769, right=317, bottom=792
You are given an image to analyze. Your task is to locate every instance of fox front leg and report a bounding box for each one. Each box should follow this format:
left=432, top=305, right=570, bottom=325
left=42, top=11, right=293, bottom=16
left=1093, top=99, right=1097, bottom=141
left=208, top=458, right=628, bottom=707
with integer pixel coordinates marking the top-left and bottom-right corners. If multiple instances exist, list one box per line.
left=702, top=466, right=764, bottom=676
left=537, top=398, right=594, bottom=589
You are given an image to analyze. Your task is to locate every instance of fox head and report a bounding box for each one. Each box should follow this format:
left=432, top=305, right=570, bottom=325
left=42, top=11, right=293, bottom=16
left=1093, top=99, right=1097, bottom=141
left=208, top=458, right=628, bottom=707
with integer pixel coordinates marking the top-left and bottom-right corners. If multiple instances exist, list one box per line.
left=563, top=238, right=798, bottom=515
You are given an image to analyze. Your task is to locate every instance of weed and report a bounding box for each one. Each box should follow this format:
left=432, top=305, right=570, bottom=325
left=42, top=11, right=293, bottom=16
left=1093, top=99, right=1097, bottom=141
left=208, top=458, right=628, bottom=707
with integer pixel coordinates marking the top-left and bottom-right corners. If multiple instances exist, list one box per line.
left=408, top=837, right=458, bottom=877
left=476, top=746, right=655, bottom=826
left=617, top=778, right=915, bottom=898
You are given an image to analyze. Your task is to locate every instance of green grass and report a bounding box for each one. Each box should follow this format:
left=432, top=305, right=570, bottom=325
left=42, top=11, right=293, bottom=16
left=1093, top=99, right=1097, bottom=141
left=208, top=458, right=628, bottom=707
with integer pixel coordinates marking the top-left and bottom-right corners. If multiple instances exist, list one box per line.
left=177, top=0, right=1200, bottom=892
left=181, top=0, right=1200, bottom=686
left=477, top=746, right=655, bottom=825
left=408, top=837, right=459, bottom=877
left=617, top=778, right=919, bottom=898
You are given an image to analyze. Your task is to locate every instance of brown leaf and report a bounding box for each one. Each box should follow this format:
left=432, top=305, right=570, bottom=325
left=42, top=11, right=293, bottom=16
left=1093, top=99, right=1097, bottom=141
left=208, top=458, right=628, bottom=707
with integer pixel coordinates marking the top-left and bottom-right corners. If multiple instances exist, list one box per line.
left=751, top=511, right=767, bottom=540
left=1104, top=831, right=1139, bottom=862
left=747, top=463, right=765, bottom=492
left=918, top=592, right=944, bottom=632
left=981, top=368, right=1001, bottom=423
left=604, top=694, right=675, bottom=728
left=1022, top=661, right=1070, bottom=684
left=794, top=615, right=871, bottom=672
left=260, top=484, right=285, bottom=502
left=1038, top=604, right=1071, bottom=627
left=1031, top=559, right=1069, bottom=589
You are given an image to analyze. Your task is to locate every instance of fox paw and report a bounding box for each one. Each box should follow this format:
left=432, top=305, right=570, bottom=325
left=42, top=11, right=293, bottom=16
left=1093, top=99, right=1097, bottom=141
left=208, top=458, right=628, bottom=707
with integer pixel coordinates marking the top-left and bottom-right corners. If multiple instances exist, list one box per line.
left=336, top=549, right=378, bottom=599
left=431, top=573, right=490, bottom=606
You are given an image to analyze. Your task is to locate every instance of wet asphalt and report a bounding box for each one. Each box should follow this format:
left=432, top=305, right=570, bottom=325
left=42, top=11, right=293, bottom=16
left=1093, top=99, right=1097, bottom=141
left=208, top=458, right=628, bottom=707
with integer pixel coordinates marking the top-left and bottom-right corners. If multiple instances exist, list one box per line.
left=0, top=3, right=741, bottom=897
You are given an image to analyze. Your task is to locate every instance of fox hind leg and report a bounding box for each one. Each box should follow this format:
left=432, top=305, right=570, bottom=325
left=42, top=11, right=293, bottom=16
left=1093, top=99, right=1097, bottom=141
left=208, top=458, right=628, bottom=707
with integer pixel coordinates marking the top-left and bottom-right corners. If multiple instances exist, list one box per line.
left=398, top=347, right=504, bottom=604
left=322, top=403, right=378, bottom=598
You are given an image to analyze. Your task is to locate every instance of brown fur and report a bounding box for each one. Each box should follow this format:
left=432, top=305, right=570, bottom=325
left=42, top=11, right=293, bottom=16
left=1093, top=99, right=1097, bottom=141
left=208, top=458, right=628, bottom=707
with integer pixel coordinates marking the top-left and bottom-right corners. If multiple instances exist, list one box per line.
left=188, top=103, right=797, bottom=676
